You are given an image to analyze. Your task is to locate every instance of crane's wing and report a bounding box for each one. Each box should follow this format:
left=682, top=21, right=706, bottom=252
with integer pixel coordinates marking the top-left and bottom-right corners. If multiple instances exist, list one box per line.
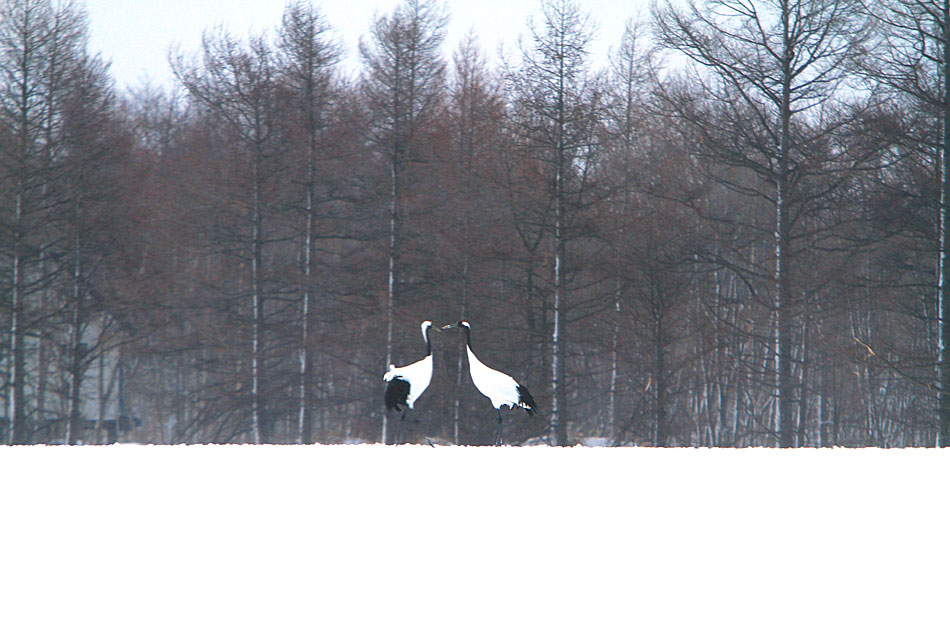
left=384, top=376, right=410, bottom=412
left=516, top=384, right=538, bottom=415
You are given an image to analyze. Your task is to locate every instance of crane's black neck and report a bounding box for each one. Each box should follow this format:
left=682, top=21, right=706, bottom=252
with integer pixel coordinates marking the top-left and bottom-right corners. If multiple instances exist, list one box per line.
left=462, top=324, right=473, bottom=352
left=423, top=325, right=432, bottom=356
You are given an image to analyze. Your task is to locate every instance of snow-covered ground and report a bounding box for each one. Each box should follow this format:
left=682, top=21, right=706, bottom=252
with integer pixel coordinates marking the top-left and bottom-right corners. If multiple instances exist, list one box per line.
left=2, top=444, right=947, bottom=632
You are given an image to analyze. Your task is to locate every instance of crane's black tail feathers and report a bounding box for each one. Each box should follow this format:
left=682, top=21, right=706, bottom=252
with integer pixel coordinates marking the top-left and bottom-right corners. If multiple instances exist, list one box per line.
left=517, top=384, right=538, bottom=416
left=384, top=377, right=410, bottom=413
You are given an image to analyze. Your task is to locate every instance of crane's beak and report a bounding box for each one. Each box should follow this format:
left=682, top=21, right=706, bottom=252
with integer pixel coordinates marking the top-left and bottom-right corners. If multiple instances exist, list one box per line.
left=442, top=323, right=457, bottom=330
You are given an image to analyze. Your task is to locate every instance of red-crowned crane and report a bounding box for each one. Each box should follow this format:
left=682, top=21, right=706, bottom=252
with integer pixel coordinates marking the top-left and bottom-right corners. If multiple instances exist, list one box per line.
left=383, top=320, right=439, bottom=443
left=444, top=320, right=538, bottom=445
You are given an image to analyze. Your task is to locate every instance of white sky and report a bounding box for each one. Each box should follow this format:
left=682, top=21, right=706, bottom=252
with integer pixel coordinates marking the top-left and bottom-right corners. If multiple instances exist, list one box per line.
left=2, top=444, right=948, bottom=632
left=82, top=0, right=648, bottom=91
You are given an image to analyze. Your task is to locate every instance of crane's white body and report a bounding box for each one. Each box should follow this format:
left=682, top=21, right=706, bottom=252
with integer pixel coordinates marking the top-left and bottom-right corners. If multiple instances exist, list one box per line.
left=383, top=354, right=432, bottom=409
left=451, top=321, right=536, bottom=413
left=465, top=345, right=529, bottom=412
left=383, top=321, right=435, bottom=414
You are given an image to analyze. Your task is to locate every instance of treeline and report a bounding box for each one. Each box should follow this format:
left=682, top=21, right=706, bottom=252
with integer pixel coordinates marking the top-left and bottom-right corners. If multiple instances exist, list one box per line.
left=0, top=0, right=945, bottom=446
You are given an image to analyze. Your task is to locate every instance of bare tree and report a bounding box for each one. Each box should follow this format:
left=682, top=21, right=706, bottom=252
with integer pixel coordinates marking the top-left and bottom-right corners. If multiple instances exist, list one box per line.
left=277, top=1, right=342, bottom=444
left=359, top=0, right=448, bottom=444
left=602, top=18, right=652, bottom=442
left=173, top=28, right=287, bottom=443
left=654, top=0, right=872, bottom=446
left=508, top=0, right=602, bottom=445
left=57, top=51, right=123, bottom=445
left=0, top=0, right=90, bottom=443
left=859, top=0, right=950, bottom=444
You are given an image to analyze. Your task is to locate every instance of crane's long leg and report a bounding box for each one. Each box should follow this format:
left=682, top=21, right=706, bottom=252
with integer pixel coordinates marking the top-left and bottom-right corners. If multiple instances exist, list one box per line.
left=494, top=410, right=504, bottom=446
left=395, top=409, right=407, bottom=445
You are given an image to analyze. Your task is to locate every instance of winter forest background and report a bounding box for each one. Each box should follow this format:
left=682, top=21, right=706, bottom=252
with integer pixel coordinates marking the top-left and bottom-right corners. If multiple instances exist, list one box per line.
left=3, top=0, right=950, bottom=448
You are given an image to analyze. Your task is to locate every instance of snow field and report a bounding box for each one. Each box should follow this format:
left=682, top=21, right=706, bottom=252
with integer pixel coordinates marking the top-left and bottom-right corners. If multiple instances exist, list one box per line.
left=1, top=444, right=947, bottom=632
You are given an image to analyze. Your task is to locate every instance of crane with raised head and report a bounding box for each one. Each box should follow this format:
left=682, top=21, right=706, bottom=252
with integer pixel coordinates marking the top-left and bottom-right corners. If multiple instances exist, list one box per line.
left=444, top=320, right=537, bottom=445
left=383, top=320, right=440, bottom=443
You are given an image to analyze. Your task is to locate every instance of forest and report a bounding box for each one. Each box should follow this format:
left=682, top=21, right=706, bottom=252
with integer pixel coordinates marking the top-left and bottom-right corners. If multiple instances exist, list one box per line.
left=0, top=0, right=947, bottom=447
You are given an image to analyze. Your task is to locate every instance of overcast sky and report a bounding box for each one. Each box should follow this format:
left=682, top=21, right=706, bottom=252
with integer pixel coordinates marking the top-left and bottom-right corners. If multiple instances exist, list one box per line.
left=82, top=0, right=647, bottom=91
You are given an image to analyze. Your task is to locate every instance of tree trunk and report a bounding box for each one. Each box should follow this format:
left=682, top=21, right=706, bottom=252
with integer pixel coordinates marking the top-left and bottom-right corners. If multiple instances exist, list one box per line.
left=36, top=254, right=51, bottom=437
left=550, top=39, right=567, bottom=448
left=798, top=313, right=810, bottom=447
left=297, top=128, right=315, bottom=444
left=551, top=217, right=565, bottom=446
left=298, top=61, right=316, bottom=444
left=654, top=317, right=669, bottom=447
left=453, top=258, right=470, bottom=445
left=776, top=12, right=795, bottom=448
left=9, top=237, right=27, bottom=445
left=251, top=161, right=266, bottom=444
left=606, top=282, right=621, bottom=441
left=938, top=0, right=950, bottom=446
left=383, top=158, right=399, bottom=445
left=66, top=229, right=83, bottom=446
